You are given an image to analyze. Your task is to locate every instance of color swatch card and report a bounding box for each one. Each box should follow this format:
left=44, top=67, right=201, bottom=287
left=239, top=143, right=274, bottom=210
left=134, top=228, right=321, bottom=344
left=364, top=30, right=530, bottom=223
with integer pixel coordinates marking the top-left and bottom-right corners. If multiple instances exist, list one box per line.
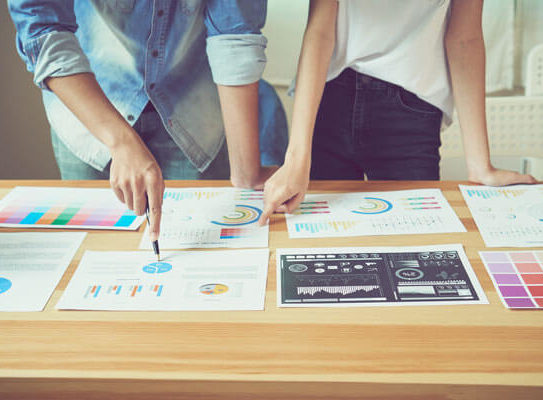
left=277, top=244, right=487, bottom=307
left=0, top=186, right=144, bottom=230
left=285, top=189, right=465, bottom=239
left=460, top=185, right=543, bottom=247
left=140, top=188, right=268, bottom=249
left=0, top=232, right=86, bottom=311
left=57, top=249, right=269, bottom=311
left=480, top=251, right=543, bottom=309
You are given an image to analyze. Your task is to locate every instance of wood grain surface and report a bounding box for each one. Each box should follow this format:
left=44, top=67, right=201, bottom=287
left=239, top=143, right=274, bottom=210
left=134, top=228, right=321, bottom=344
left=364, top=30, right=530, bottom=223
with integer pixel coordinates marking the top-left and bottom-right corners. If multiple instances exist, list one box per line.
left=0, top=180, right=542, bottom=399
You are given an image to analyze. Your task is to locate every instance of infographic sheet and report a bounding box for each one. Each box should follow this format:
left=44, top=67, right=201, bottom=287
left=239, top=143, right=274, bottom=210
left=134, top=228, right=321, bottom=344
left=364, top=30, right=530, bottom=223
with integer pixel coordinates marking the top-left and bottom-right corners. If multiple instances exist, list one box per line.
left=0, top=186, right=144, bottom=230
left=285, top=189, right=465, bottom=239
left=140, top=188, right=268, bottom=249
left=0, top=232, right=86, bottom=311
left=460, top=185, right=543, bottom=247
left=57, top=249, right=269, bottom=311
left=277, top=245, right=487, bottom=307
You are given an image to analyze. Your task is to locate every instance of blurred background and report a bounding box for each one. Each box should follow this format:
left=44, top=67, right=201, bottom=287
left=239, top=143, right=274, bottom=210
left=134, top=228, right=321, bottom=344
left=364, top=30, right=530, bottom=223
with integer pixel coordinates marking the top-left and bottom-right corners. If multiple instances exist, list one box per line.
left=1, top=0, right=542, bottom=180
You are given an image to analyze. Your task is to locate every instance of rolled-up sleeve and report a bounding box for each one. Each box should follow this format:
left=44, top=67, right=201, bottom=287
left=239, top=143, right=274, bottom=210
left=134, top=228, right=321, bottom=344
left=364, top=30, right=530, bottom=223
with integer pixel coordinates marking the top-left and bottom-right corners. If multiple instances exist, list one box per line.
left=8, top=0, right=92, bottom=89
left=205, top=0, right=268, bottom=86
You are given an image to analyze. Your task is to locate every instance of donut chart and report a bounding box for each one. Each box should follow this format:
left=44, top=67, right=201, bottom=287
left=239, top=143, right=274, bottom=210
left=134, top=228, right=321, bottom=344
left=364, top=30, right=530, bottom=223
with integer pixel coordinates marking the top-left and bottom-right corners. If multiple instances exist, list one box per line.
left=200, top=283, right=229, bottom=295
left=352, top=197, right=393, bottom=215
left=211, top=204, right=262, bottom=226
left=0, top=277, right=12, bottom=294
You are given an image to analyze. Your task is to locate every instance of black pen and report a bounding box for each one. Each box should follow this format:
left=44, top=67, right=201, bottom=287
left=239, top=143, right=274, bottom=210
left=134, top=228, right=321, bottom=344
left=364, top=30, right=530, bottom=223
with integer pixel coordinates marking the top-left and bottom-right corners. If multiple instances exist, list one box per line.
left=145, top=205, right=161, bottom=262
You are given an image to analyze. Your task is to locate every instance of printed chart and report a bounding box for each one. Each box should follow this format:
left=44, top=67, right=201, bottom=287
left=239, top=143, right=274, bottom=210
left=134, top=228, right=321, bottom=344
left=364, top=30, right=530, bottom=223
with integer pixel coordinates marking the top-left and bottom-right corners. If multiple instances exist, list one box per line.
left=277, top=245, right=487, bottom=307
left=480, top=251, right=543, bottom=309
left=286, top=189, right=465, bottom=239
left=140, top=188, right=268, bottom=249
left=0, top=187, right=144, bottom=230
left=0, top=232, right=86, bottom=312
left=57, top=249, right=269, bottom=311
left=460, top=184, right=543, bottom=247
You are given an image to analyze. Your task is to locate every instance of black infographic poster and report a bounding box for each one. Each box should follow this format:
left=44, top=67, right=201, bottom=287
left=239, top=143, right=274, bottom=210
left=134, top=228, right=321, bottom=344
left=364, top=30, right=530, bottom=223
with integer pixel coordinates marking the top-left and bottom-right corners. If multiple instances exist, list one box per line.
left=277, top=245, right=487, bottom=307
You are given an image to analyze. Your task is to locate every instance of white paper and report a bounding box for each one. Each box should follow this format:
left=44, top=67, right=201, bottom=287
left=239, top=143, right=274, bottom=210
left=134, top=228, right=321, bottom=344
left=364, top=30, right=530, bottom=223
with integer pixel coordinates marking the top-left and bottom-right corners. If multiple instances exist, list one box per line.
left=57, top=249, right=270, bottom=311
left=140, top=188, right=268, bottom=249
left=0, top=232, right=86, bottom=311
left=285, top=189, right=465, bottom=239
left=460, top=184, right=543, bottom=247
left=0, top=186, right=145, bottom=230
left=276, top=244, right=487, bottom=308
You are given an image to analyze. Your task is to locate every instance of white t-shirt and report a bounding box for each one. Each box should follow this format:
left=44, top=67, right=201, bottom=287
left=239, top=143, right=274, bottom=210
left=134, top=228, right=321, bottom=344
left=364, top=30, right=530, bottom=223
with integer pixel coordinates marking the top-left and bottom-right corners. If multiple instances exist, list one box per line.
left=328, top=0, right=453, bottom=124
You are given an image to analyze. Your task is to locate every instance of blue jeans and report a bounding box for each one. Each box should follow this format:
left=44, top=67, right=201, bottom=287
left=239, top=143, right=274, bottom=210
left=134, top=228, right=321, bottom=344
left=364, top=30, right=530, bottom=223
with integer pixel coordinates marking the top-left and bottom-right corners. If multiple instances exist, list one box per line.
left=52, top=80, right=288, bottom=179
left=311, top=69, right=443, bottom=180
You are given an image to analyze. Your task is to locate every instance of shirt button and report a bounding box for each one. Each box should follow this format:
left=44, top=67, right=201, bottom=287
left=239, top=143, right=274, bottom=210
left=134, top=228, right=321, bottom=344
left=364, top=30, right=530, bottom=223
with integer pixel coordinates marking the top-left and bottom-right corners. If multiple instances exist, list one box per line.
left=157, top=9, right=164, bottom=17
left=152, top=50, right=159, bottom=58
left=127, top=115, right=135, bottom=121
left=149, top=83, right=156, bottom=90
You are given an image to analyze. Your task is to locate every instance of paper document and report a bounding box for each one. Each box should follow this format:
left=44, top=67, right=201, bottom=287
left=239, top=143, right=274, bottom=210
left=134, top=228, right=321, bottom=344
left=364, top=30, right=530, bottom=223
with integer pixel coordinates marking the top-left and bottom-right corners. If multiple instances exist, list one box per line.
left=460, top=184, right=543, bottom=247
left=0, top=186, right=144, bottom=230
left=140, top=188, right=268, bottom=249
left=480, top=250, right=543, bottom=309
left=285, top=189, right=465, bottom=239
left=0, top=232, right=86, bottom=311
left=277, top=245, right=487, bottom=307
left=57, top=249, right=270, bottom=311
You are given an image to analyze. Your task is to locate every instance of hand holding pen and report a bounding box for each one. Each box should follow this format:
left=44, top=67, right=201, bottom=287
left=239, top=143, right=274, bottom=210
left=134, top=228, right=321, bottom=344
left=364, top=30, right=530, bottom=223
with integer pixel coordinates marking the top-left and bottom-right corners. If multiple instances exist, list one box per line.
left=146, top=205, right=161, bottom=262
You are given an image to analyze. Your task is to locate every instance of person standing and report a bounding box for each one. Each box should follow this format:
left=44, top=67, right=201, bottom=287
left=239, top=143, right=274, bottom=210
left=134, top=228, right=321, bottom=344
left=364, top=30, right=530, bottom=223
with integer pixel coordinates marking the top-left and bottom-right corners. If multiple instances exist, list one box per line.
left=259, top=0, right=535, bottom=222
left=8, top=0, right=288, bottom=240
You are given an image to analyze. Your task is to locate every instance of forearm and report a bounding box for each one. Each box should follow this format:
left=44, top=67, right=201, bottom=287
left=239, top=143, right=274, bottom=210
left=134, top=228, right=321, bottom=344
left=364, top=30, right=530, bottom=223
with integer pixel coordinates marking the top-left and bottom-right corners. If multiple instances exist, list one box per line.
left=45, top=73, right=141, bottom=151
left=287, top=0, right=337, bottom=162
left=446, top=9, right=491, bottom=177
left=217, top=82, right=261, bottom=187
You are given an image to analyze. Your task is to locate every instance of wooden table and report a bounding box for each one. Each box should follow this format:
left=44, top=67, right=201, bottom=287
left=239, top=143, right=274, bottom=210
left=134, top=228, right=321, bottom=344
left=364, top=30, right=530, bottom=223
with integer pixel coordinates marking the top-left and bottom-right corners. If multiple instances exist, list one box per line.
left=0, top=180, right=542, bottom=400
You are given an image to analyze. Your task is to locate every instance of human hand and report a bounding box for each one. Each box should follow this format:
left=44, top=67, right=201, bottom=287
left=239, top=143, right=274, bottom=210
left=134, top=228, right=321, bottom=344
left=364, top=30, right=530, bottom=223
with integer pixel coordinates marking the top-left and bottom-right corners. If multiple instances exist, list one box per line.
left=468, top=165, right=537, bottom=186
left=258, top=157, right=311, bottom=225
left=109, top=133, right=165, bottom=241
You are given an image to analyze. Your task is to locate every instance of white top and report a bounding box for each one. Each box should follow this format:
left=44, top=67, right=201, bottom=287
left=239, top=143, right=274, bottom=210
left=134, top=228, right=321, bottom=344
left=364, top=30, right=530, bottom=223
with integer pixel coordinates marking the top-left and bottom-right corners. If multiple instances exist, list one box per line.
left=328, top=0, right=453, bottom=124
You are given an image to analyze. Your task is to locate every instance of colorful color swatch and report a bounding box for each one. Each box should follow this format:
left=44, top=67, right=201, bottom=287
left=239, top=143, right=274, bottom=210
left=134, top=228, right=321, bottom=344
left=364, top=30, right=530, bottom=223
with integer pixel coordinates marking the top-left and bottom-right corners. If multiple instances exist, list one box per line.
left=0, top=187, right=144, bottom=230
left=480, top=251, right=543, bottom=309
left=220, top=228, right=248, bottom=239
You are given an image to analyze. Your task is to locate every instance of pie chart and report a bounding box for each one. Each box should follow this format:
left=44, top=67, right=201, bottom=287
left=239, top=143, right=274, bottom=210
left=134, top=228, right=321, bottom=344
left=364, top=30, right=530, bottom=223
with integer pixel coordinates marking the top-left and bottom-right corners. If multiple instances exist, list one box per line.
left=200, top=283, right=229, bottom=295
left=0, top=277, right=12, bottom=294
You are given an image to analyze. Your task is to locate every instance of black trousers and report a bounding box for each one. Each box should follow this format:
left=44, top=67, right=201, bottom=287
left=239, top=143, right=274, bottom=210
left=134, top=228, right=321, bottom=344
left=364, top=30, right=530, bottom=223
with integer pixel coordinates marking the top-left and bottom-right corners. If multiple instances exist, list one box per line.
left=311, top=68, right=443, bottom=180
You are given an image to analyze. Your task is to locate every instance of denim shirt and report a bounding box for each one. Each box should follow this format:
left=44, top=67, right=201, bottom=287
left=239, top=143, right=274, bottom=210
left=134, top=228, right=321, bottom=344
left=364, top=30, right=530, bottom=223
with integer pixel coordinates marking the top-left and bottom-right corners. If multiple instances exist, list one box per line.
left=8, top=0, right=268, bottom=172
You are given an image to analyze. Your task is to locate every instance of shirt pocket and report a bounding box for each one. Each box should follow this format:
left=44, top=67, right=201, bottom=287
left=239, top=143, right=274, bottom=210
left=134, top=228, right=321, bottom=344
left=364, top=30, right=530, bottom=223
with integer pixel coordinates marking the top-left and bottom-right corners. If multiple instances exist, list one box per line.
left=180, top=0, right=201, bottom=16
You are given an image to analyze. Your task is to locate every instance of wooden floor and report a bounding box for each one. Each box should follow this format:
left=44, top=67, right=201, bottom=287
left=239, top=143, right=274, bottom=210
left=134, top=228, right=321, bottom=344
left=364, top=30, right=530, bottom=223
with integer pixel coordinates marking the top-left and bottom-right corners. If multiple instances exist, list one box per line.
left=0, top=180, right=542, bottom=399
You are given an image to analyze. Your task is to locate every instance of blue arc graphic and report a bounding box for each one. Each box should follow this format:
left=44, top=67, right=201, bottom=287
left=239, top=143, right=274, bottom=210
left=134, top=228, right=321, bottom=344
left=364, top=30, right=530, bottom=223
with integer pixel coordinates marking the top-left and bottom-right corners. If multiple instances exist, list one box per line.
left=0, top=277, right=12, bottom=294
left=142, top=262, right=172, bottom=274
left=211, top=204, right=262, bottom=226
left=351, top=197, right=393, bottom=215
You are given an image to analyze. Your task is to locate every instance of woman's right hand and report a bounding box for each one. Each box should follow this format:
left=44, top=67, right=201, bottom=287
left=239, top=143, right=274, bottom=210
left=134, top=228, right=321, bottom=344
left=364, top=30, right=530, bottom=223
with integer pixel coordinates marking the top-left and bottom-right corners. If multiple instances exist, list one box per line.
left=109, top=133, right=165, bottom=241
left=259, top=153, right=311, bottom=225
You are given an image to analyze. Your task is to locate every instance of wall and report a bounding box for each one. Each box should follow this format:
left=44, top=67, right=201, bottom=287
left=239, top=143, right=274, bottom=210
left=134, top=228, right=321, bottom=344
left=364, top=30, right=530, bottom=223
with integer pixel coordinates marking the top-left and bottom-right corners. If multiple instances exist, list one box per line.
left=0, top=2, right=60, bottom=179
